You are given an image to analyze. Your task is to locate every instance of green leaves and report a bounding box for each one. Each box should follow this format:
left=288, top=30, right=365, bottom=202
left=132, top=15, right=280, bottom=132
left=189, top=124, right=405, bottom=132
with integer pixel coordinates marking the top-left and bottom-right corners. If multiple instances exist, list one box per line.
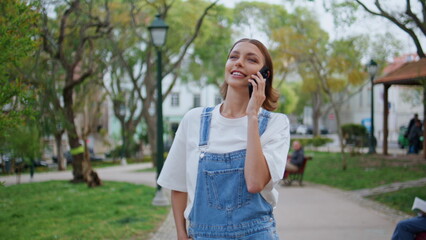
left=0, top=0, right=40, bottom=141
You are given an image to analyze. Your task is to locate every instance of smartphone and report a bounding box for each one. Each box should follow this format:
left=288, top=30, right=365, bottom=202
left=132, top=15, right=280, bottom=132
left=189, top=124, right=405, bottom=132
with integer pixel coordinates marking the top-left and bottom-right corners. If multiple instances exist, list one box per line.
left=249, top=66, right=270, bottom=97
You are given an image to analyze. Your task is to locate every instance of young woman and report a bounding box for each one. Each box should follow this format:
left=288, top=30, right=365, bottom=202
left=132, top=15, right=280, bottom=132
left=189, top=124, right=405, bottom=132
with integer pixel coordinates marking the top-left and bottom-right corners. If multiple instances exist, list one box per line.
left=158, top=38, right=290, bottom=240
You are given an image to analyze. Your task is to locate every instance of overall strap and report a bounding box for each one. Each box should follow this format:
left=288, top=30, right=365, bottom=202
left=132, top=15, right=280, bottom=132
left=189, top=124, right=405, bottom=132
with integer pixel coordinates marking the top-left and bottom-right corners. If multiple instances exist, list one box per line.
left=258, top=109, right=271, bottom=136
left=198, top=107, right=215, bottom=147
left=198, top=107, right=271, bottom=147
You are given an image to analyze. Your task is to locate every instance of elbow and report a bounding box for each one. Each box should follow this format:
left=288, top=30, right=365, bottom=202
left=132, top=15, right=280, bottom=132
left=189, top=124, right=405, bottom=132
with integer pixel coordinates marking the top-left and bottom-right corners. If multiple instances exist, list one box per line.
left=246, top=181, right=264, bottom=194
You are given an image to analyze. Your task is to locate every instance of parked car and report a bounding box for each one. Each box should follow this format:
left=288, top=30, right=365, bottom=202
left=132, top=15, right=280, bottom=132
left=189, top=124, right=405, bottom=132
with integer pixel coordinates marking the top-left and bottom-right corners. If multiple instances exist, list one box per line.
left=296, top=125, right=309, bottom=135
left=290, top=124, right=298, bottom=134
left=320, top=126, right=329, bottom=135
left=295, top=125, right=328, bottom=135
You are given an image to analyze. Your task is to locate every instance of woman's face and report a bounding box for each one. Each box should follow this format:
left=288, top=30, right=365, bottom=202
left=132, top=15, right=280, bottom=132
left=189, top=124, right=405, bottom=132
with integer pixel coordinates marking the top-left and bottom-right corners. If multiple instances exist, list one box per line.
left=225, top=42, right=266, bottom=89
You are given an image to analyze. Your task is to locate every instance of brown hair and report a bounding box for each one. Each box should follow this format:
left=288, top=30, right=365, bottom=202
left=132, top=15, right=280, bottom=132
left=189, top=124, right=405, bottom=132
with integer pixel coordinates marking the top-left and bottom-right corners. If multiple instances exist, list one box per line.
left=220, top=38, right=279, bottom=111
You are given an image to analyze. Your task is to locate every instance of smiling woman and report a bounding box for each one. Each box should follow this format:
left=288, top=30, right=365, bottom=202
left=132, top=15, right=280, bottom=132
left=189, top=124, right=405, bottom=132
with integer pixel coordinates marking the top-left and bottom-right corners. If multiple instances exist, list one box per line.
left=157, top=38, right=290, bottom=239
left=221, top=38, right=279, bottom=112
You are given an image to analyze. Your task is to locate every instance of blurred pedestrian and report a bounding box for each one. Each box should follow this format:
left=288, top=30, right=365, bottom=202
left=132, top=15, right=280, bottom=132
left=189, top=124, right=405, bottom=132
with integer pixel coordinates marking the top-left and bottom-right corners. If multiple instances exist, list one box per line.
left=407, top=119, right=422, bottom=154
left=405, top=113, right=419, bottom=138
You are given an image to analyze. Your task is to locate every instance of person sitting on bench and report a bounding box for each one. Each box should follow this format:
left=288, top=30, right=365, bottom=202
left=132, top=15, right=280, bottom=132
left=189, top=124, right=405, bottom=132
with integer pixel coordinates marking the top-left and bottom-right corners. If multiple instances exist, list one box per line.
left=283, top=141, right=304, bottom=180
left=392, top=197, right=426, bottom=240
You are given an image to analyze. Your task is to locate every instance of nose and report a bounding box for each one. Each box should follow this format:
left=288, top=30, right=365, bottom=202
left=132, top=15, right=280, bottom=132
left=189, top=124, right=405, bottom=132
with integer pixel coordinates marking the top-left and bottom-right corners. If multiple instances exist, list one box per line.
left=234, top=57, right=244, bottom=68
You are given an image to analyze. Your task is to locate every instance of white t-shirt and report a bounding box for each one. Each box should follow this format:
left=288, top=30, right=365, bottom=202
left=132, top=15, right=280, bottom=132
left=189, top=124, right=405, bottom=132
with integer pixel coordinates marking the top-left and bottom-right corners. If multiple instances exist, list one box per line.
left=157, top=104, right=290, bottom=219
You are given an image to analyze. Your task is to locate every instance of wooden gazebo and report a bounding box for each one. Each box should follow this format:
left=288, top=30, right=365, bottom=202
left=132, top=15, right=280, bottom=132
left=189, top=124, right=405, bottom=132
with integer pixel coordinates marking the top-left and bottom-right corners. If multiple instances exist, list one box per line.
left=374, top=58, right=426, bottom=159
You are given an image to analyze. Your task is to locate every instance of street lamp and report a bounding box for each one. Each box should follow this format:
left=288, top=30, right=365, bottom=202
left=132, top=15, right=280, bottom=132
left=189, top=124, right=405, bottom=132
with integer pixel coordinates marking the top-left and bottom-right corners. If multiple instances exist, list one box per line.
left=149, top=14, right=169, bottom=206
left=367, top=59, right=378, bottom=154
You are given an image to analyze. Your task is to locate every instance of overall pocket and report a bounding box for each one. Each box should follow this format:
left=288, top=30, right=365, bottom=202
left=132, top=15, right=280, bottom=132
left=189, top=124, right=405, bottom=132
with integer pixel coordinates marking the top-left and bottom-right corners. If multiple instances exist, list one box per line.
left=204, top=168, right=252, bottom=210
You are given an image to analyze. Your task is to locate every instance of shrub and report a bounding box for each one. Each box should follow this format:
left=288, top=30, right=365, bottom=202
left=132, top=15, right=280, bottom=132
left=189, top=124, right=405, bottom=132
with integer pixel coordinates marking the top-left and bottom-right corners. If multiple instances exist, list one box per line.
left=291, top=137, right=333, bottom=147
left=341, top=123, right=369, bottom=147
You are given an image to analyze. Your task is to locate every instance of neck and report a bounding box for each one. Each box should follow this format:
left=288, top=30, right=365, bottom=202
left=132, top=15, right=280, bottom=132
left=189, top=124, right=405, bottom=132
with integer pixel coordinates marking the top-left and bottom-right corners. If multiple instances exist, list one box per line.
left=220, top=99, right=248, bottom=118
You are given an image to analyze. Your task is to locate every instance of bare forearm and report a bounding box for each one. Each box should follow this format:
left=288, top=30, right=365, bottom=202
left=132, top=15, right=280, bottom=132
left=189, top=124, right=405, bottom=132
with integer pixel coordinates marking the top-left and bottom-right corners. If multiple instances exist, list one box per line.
left=245, top=114, right=271, bottom=193
left=171, top=190, right=190, bottom=240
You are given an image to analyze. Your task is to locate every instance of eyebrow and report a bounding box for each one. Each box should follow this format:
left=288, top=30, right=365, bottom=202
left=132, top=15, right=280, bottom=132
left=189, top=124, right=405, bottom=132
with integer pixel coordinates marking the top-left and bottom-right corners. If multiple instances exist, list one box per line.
left=230, top=50, right=260, bottom=58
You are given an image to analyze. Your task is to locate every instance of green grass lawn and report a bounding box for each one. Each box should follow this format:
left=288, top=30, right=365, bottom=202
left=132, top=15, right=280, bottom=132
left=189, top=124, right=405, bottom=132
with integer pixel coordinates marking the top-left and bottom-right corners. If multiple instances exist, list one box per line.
left=0, top=181, right=169, bottom=240
left=303, top=151, right=426, bottom=190
left=302, top=151, right=426, bottom=214
left=135, top=167, right=156, bottom=173
left=368, top=186, right=426, bottom=216
left=1, top=151, right=425, bottom=239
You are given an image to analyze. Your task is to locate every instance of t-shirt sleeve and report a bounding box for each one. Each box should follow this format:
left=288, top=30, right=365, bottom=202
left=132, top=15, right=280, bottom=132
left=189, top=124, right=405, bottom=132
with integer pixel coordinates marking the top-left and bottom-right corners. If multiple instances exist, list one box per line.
left=261, top=113, right=290, bottom=184
left=157, top=113, right=189, bottom=192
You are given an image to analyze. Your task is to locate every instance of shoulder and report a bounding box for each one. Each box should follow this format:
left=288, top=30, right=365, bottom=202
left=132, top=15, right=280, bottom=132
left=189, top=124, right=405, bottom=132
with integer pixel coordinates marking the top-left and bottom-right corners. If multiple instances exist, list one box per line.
left=267, top=111, right=290, bottom=126
left=261, top=111, right=290, bottom=139
left=181, top=107, right=204, bottom=123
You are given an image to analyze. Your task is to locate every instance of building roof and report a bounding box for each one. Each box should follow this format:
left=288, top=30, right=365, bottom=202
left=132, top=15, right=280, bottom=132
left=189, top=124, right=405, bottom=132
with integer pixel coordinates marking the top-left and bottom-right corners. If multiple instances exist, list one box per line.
left=374, top=58, right=426, bottom=85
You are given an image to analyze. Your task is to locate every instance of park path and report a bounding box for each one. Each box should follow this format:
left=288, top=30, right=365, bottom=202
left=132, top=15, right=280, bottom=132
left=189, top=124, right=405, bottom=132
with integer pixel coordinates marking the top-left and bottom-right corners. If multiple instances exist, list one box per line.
left=1, top=163, right=420, bottom=240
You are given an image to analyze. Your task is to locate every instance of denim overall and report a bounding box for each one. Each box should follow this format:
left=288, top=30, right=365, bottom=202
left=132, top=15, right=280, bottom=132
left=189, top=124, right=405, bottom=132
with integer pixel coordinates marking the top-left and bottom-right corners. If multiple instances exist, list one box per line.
left=188, top=107, right=279, bottom=240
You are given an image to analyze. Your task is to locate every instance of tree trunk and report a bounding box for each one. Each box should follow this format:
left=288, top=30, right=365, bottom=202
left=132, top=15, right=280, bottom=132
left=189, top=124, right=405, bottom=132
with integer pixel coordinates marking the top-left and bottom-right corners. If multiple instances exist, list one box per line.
left=55, top=131, right=66, bottom=171
left=312, top=91, right=322, bottom=136
left=64, top=78, right=101, bottom=187
left=332, top=104, right=347, bottom=170
left=142, top=102, right=157, bottom=167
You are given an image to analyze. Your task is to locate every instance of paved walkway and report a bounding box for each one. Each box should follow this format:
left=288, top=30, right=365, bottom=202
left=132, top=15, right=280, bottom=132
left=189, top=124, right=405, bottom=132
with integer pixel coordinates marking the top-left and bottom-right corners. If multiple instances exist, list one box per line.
left=1, top=163, right=422, bottom=240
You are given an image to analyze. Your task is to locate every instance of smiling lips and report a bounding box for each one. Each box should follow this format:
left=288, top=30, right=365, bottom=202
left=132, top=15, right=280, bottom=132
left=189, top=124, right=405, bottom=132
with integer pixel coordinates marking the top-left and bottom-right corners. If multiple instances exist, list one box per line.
left=231, top=71, right=247, bottom=78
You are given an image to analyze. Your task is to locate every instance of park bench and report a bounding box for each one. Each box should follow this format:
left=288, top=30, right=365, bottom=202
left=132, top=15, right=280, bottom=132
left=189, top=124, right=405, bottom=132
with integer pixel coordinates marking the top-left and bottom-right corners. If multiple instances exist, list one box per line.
left=282, top=156, right=312, bottom=186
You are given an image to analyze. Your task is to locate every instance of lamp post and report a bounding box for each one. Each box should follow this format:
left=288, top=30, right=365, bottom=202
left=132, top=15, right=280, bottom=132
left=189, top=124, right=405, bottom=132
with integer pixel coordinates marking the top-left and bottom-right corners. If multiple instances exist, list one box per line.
left=149, top=14, right=169, bottom=206
left=367, top=59, right=378, bottom=154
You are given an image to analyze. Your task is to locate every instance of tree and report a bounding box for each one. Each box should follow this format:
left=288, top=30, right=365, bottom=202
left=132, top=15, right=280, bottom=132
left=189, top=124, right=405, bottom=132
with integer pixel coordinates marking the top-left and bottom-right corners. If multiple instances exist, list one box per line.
left=103, top=0, right=222, bottom=165
left=330, top=0, right=425, bottom=58
left=181, top=3, right=233, bottom=87
left=0, top=0, right=40, bottom=143
left=74, top=76, right=109, bottom=164
left=7, top=124, right=43, bottom=183
left=40, top=0, right=111, bottom=186
left=276, top=83, right=299, bottom=114
left=270, top=7, right=330, bottom=135
left=304, top=37, right=366, bottom=169
left=265, top=5, right=367, bottom=169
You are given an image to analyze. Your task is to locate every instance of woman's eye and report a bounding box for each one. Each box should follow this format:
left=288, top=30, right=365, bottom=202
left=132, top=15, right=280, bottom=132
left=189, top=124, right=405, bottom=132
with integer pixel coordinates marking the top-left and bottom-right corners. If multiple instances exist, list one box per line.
left=248, top=58, right=258, bottom=63
left=229, top=55, right=237, bottom=59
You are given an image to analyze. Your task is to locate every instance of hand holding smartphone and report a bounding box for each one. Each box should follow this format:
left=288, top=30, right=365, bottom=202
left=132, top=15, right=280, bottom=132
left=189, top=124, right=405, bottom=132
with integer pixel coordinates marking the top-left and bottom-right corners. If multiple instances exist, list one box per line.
left=249, top=66, right=270, bottom=97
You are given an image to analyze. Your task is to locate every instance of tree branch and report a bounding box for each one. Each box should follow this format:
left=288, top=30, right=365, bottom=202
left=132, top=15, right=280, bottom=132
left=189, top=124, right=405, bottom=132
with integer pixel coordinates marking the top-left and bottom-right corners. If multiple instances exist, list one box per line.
left=64, top=69, right=93, bottom=92
left=405, top=0, right=426, bottom=36
left=355, top=0, right=425, bottom=58
left=163, top=0, right=219, bottom=77
left=58, top=0, right=79, bottom=69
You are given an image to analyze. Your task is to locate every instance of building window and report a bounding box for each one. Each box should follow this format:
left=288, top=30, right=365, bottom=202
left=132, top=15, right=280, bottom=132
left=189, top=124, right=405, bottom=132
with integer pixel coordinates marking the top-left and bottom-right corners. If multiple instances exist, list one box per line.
left=171, top=92, right=180, bottom=107
left=215, top=94, right=222, bottom=105
left=193, top=94, right=201, bottom=108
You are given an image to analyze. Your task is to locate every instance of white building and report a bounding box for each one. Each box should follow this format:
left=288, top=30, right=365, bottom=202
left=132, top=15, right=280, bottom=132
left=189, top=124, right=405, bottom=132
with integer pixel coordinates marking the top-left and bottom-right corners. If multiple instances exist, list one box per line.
left=162, top=78, right=222, bottom=137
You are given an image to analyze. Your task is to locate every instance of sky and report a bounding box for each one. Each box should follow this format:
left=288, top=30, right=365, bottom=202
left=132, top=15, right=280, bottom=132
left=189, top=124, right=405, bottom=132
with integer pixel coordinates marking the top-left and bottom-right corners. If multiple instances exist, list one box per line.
left=220, top=0, right=423, bottom=57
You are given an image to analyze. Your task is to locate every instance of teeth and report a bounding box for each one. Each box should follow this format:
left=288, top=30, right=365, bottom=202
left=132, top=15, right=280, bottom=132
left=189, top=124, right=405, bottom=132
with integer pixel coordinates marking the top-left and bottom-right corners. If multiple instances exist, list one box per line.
left=232, top=72, right=245, bottom=76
